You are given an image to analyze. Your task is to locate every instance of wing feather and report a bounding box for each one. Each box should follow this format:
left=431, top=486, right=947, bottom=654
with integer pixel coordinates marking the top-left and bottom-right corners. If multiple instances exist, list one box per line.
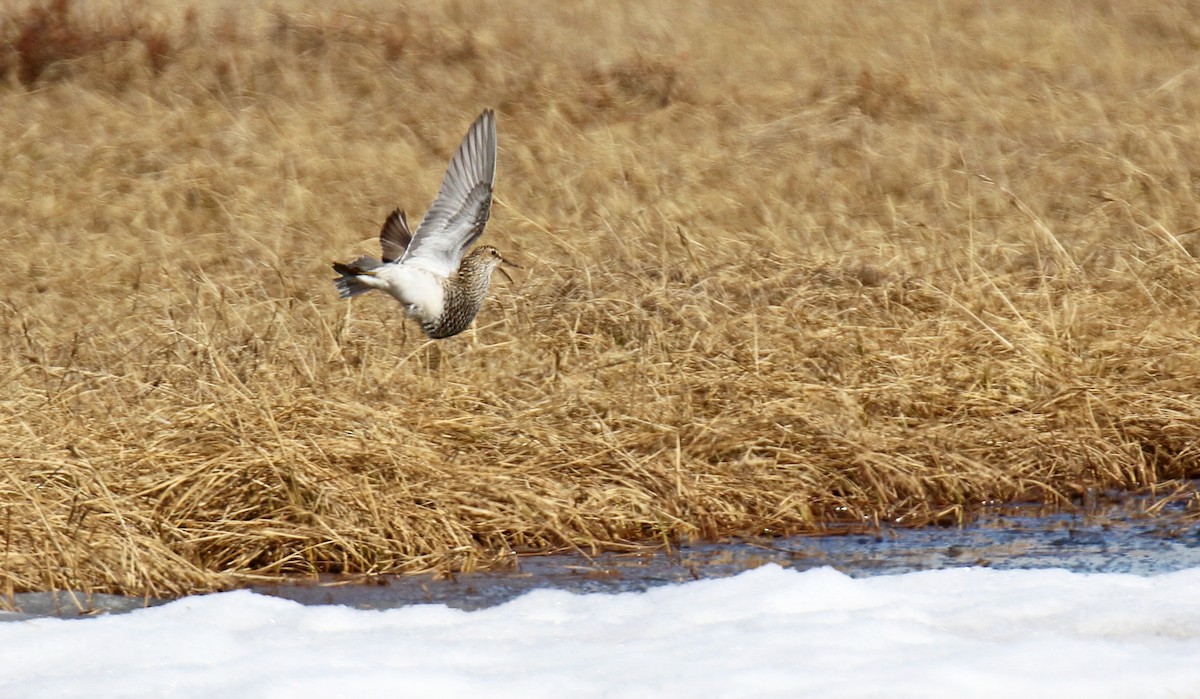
left=378, top=208, right=412, bottom=264
left=400, top=109, right=497, bottom=278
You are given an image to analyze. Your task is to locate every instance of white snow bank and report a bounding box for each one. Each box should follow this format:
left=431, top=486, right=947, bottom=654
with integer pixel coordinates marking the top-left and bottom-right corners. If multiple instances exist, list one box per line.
left=2, top=564, right=1199, bottom=699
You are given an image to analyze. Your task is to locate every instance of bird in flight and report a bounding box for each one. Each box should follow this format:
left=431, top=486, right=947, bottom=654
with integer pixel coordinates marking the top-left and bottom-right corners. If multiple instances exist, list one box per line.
left=332, top=109, right=518, bottom=339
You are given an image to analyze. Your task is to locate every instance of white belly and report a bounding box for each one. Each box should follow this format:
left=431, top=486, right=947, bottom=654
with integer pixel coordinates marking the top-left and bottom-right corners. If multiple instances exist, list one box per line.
left=375, top=264, right=446, bottom=322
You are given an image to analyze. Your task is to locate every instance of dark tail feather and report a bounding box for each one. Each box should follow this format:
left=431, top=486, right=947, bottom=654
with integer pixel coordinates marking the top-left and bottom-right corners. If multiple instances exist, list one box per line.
left=332, top=256, right=382, bottom=298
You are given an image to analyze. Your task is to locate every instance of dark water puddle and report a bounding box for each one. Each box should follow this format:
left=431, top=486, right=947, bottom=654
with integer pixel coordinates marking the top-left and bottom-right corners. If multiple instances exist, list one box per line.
left=5, top=488, right=1199, bottom=619
left=252, top=490, right=1200, bottom=612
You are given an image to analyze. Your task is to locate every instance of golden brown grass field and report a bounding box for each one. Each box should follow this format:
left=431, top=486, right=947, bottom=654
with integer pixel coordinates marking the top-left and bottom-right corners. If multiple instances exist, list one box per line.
left=3, top=0, right=1200, bottom=598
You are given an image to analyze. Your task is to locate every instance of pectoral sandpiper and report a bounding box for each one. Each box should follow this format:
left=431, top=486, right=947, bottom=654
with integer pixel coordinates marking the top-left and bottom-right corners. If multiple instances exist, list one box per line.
left=332, top=109, right=518, bottom=339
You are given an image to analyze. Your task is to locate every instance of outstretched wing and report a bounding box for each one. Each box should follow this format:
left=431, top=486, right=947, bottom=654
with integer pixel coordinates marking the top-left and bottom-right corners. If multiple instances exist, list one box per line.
left=378, top=208, right=412, bottom=264
left=401, top=109, right=496, bottom=278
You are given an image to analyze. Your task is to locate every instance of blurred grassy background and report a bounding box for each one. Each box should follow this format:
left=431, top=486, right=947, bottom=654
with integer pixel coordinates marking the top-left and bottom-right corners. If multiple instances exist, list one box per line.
left=2, top=0, right=1200, bottom=596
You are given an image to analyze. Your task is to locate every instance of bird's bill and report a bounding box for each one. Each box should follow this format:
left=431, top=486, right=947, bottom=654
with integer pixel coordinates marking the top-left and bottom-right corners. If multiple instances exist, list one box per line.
left=498, top=256, right=521, bottom=282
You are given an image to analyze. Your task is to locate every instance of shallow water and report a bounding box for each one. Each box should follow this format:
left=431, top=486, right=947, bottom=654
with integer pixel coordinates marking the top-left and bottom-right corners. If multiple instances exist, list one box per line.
left=252, top=490, right=1200, bottom=612
left=6, top=489, right=1198, bottom=618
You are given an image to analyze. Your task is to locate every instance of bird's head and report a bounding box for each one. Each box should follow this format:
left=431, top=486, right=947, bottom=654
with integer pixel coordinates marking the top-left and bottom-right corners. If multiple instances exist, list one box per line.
left=467, top=245, right=521, bottom=282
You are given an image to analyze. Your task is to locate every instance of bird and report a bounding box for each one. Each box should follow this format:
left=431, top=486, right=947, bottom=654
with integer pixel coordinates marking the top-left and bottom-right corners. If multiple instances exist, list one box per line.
left=332, top=109, right=518, bottom=339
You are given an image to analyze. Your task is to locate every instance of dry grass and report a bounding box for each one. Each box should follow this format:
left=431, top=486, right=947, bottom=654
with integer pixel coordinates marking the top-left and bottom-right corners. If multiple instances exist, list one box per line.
left=3, top=0, right=1200, bottom=597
